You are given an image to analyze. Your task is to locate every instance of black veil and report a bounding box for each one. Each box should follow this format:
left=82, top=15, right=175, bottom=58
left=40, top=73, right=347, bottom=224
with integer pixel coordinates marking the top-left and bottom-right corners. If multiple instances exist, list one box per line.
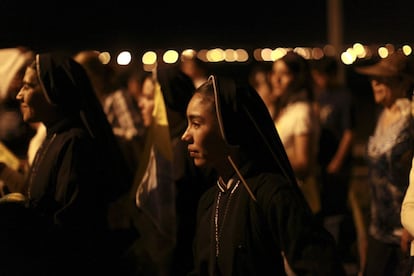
left=209, top=75, right=298, bottom=188
left=36, top=53, right=131, bottom=201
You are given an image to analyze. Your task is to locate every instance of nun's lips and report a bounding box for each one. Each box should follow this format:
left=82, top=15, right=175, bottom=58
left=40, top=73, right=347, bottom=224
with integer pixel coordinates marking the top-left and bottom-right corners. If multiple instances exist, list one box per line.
left=189, top=150, right=198, bottom=157
left=188, top=146, right=199, bottom=157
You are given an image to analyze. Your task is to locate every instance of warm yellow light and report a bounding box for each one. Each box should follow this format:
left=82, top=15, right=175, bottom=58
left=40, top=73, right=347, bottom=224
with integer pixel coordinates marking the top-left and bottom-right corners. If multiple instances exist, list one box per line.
left=142, top=51, right=157, bottom=65
left=261, top=48, right=273, bottom=61
left=235, top=49, right=248, bottom=62
left=270, top=48, right=287, bottom=61
left=341, top=51, right=354, bottom=65
left=253, top=48, right=263, bottom=61
left=117, top=51, right=132, bottom=65
left=402, top=45, right=412, bottom=56
left=311, top=48, right=324, bottom=60
left=163, top=50, right=179, bottom=64
left=181, top=49, right=197, bottom=60
left=224, top=49, right=237, bottom=62
left=378, top=47, right=389, bottom=58
left=352, top=43, right=366, bottom=58
left=207, top=48, right=225, bottom=62
left=98, top=51, right=111, bottom=64
left=294, top=47, right=311, bottom=59
left=197, top=49, right=209, bottom=62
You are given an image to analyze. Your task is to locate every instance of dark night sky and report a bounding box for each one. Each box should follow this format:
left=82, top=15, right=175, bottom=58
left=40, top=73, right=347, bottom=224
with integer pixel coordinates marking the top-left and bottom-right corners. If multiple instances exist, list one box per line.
left=2, top=0, right=412, bottom=142
left=1, top=0, right=414, bottom=53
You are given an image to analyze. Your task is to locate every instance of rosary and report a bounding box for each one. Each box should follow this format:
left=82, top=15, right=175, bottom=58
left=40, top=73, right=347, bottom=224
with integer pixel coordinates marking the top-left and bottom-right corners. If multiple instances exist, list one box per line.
left=214, top=179, right=240, bottom=257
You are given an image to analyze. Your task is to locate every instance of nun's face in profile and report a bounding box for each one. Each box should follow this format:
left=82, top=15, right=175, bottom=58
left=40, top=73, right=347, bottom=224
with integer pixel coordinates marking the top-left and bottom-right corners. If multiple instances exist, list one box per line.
left=16, top=66, right=53, bottom=123
left=182, top=93, right=227, bottom=168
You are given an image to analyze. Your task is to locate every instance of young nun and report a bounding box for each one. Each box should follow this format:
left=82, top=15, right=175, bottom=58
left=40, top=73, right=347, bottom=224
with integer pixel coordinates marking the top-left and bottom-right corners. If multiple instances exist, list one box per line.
left=181, top=75, right=345, bottom=275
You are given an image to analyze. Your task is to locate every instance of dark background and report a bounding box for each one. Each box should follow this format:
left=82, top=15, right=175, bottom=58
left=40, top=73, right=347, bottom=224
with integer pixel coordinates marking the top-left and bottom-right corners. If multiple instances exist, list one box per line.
left=2, top=0, right=412, bottom=143
left=1, top=0, right=413, bottom=52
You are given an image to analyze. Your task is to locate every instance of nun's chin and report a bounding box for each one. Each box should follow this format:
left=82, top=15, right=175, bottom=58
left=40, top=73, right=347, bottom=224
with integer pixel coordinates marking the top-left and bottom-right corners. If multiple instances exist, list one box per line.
left=193, top=158, right=208, bottom=168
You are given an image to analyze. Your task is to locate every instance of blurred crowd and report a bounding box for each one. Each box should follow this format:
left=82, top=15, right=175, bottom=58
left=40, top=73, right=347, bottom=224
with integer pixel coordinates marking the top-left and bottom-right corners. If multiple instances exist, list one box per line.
left=0, top=46, right=413, bottom=276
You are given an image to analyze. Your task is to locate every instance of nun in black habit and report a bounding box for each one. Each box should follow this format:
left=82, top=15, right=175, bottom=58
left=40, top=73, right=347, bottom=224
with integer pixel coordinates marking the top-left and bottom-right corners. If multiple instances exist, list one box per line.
left=0, top=53, right=132, bottom=275
left=181, top=75, right=345, bottom=275
left=156, top=62, right=216, bottom=275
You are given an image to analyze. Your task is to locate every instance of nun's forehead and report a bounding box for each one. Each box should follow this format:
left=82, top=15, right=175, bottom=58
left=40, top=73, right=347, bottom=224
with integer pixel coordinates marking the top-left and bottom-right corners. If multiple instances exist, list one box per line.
left=191, top=90, right=215, bottom=111
left=185, top=94, right=218, bottom=130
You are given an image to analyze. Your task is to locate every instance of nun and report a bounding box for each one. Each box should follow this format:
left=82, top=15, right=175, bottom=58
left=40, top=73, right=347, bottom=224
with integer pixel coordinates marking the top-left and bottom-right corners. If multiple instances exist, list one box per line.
left=181, top=75, right=345, bottom=275
left=1, top=52, right=131, bottom=275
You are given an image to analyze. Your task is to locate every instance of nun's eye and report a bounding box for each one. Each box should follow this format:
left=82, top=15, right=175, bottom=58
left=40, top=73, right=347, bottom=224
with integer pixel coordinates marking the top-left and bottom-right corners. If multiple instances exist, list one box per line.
left=191, top=122, right=201, bottom=129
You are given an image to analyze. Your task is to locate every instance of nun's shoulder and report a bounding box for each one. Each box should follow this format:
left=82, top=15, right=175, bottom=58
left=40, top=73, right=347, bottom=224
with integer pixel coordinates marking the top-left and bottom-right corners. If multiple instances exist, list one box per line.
left=250, top=173, right=307, bottom=211
left=248, top=172, right=292, bottom=193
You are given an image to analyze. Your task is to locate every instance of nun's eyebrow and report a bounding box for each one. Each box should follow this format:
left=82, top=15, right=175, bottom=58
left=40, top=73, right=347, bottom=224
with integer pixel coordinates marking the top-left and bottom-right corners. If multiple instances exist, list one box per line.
left=188, top=114, right=204, bottom=121
left=22, top=80, right=37, bottom=87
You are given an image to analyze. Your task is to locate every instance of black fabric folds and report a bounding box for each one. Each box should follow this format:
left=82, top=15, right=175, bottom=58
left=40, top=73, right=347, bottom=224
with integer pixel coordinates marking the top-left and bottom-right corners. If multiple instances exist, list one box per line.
left=157, top=64, right=195, bottom=115
left=36, top=53, right=132, bottom=200
left=211, top=75, right=298, bottom=186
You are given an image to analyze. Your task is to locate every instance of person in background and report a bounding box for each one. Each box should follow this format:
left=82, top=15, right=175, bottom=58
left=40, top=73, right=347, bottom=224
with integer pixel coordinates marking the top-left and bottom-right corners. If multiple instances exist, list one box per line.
left=0, top=52, right=131, bottom=275
left=181, top=74, right=345, bottom=275
left=401, top=156, right=414, bottom=276
left=269, top=51, right=321, bottom=215
left=179, top=51, right=210, bottom=89
left=124, top=68, right=176, bottom=275
left=157, top=63, right=215, bottom=275
left=74, top=51, right=145, bottom=178
left=401, top=158, right=414, bottom=233
left=72, top=50, right=117, bottom=103
left=107, top=64, right=204, bottom=276
left=310, top=56, right=356, bottom=255
left=126, top=67, right=148, bottom=104
left=0, top=47, right=36, bottom=167
left=355, top=50, right=414, bottom=276
left=248, top=62, right=274, bottom=118
left=0, top=47, right=45, bottom=198
left=75, top=52, right=159, bottom=275
left=137, top=71, right=156, bottom=127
